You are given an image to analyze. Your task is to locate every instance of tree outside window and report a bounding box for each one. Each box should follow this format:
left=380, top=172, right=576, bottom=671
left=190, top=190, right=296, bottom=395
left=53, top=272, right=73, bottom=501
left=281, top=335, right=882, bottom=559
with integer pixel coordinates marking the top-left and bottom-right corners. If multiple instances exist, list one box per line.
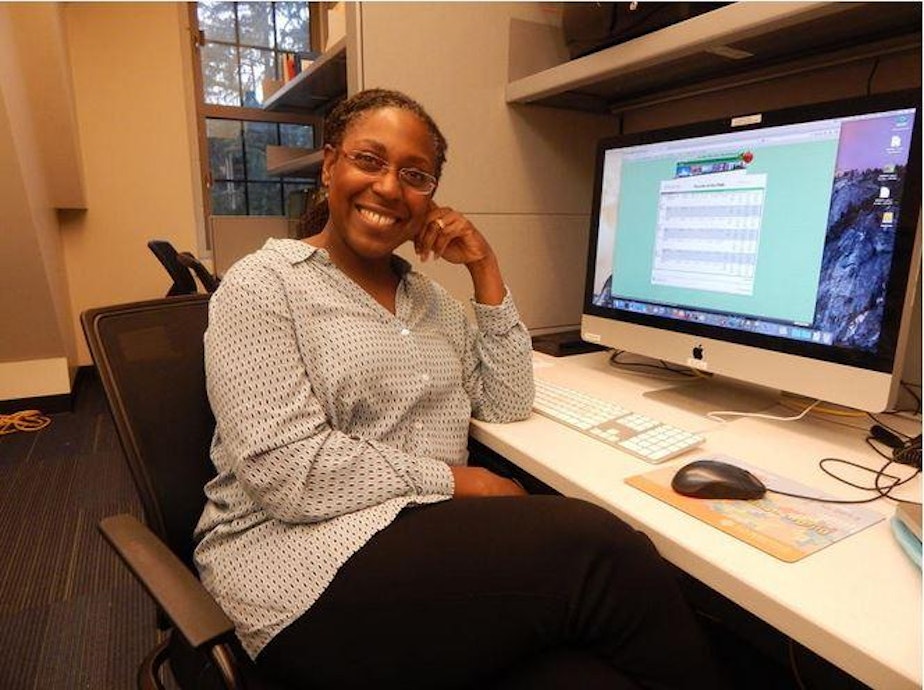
left=191, top=2, right=321, bottom=237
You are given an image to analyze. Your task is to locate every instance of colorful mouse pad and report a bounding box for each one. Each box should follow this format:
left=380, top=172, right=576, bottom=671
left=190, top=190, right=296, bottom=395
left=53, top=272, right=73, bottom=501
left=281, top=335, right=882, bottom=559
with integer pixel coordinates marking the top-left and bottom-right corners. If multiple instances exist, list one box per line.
left=626, top=455, right=883, bottom=562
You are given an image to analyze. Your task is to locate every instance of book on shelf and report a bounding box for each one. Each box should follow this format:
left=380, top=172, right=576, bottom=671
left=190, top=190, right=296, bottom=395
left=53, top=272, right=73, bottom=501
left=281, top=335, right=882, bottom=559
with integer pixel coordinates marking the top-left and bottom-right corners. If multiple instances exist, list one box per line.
left=278, top=51, right=320, bottom=84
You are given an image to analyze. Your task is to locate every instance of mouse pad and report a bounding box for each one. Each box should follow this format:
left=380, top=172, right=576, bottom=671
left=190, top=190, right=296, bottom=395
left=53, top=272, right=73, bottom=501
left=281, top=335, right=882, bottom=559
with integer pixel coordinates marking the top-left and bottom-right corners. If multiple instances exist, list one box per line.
left=626, top=455, right=883, bottom=562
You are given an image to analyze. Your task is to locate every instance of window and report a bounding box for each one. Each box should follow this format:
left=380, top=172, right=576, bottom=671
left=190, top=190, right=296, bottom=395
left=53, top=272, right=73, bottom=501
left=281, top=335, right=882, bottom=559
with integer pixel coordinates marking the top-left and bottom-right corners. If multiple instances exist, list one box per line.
left=206, top=118, right=313, bottom=216
left=190, top=2, right=322, bottom=243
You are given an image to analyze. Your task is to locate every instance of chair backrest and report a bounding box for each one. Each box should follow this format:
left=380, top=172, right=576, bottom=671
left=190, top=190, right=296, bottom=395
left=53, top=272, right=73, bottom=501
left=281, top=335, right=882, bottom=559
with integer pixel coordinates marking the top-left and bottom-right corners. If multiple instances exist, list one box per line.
left=148, top=240, right=199, bottom=296
left=81, top=294, right=215, bottom=570
left=178, top=251, right=222, bottom=293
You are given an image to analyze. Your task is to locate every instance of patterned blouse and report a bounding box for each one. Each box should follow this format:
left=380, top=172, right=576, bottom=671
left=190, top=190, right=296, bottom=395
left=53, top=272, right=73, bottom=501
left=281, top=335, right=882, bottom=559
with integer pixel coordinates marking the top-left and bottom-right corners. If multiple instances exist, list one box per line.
left=193, top=238, right=535, bottom=658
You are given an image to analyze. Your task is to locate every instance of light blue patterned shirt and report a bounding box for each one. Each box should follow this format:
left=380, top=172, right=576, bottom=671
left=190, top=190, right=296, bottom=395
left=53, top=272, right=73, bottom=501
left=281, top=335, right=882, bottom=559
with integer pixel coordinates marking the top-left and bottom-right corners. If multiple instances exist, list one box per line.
left=194, top=238, right=534, bottom=658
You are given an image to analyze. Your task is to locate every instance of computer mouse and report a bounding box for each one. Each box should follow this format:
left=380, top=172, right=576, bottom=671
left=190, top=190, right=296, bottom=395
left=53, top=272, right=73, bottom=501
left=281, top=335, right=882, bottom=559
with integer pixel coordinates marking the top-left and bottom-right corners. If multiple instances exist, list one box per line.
left=671, top=459, right=767, bottom=500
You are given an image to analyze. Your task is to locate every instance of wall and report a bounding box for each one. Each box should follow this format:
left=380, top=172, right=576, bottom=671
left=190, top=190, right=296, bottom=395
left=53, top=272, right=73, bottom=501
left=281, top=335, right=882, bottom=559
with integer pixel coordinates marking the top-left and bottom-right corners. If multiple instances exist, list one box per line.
left=352, top=2, right=617, bottom=333
left=0, top=2, right=202, bottom=404
left=60, top=2, right=201, bottom=366
left=0, top=3, right=81, bottom=401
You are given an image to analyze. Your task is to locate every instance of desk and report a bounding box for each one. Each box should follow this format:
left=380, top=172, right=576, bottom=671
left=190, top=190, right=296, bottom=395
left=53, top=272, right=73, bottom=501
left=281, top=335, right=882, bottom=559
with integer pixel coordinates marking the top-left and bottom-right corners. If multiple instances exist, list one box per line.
left=470, top=351, right=922, bottom=690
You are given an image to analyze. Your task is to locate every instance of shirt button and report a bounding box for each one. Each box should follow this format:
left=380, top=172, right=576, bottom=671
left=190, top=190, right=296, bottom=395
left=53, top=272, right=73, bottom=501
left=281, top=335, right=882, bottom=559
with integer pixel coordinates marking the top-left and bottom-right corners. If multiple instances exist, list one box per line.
left=421, top=373, right=430, bottom=382
left=400, top=327, right=410, bottom=336
left=413, top=421, right=424, bottom=430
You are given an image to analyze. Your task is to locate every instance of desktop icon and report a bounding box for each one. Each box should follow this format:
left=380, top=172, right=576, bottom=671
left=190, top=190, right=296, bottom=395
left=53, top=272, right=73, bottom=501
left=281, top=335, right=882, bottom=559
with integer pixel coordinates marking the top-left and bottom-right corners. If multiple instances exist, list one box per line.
left=880, top=187, right=891, bottom=199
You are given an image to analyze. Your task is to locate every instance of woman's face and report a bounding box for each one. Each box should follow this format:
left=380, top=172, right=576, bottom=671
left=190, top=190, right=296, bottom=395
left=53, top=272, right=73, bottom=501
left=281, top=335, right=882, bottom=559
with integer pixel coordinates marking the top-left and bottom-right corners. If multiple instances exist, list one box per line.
left=321, top=107, right=437, bottom=262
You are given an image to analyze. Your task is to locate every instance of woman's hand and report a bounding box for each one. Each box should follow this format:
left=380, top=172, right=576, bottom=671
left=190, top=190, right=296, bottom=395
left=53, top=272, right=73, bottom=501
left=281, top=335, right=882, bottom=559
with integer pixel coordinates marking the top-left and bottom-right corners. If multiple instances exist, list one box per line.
left=450, top=466, right=528, bottom=498
left=415, top=203, right=506, bottom=306
left=415, top=203, right=493, bottom=267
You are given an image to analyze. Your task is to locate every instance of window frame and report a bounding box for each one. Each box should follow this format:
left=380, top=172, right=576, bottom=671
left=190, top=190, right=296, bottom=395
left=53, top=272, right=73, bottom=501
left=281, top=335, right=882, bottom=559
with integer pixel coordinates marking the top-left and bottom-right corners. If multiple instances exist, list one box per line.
left=187, top=2, right=326, bottom=249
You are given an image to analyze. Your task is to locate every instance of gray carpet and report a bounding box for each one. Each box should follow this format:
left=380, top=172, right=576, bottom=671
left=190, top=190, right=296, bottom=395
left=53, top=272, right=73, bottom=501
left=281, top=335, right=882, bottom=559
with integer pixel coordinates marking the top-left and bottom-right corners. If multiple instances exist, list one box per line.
left=0, top=370, right=162, bottom=689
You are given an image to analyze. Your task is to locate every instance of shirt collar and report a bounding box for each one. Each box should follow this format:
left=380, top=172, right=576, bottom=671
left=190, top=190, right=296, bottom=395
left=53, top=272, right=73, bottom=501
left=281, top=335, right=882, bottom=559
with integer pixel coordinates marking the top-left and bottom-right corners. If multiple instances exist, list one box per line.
left=262, top=237, right=413, bottom=277
left=263, top=238, right=316, bottom=264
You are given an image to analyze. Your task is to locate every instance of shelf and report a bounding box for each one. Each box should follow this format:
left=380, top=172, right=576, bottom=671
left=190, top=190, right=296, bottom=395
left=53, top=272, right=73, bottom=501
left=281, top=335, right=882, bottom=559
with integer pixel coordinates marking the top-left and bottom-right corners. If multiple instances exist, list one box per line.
left=506, top=2, right=922, bottom=113
left=263, top=37, right=347, bottom=114
left=265, top=146, right=323, bottom=177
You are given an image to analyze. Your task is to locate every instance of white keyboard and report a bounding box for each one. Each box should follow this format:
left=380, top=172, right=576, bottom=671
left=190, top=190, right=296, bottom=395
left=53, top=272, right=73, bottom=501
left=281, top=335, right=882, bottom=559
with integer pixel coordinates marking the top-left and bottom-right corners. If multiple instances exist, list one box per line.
left=532, top=378, right=704, bottom=463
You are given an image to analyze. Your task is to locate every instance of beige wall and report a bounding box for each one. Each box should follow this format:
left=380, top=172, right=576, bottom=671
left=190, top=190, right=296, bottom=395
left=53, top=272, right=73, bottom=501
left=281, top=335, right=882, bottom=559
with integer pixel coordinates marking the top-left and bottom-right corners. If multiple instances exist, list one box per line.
left=0, top=3, right=80, bottom=399
left=61, top=2, right=201, bottom=365
left=353, top=2, right=617, bottom=333
left=1, top=3, right=201, bottom=400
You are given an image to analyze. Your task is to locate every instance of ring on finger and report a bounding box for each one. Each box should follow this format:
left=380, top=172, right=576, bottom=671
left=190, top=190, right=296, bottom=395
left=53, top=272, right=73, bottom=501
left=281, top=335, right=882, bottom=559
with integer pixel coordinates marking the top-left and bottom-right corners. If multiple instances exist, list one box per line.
left=435, top=218, right=445, bottom=230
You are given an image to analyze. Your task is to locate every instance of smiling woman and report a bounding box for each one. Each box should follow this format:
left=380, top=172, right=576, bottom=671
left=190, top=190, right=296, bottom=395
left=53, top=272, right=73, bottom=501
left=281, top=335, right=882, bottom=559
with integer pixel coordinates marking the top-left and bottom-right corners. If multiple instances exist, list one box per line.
left=300, top=88, right=446, bottom=237
left=193, top=88, right=724, bottom=689
left=304, top=90, right=507, bottom=309
left=316, top=106, right=439, bottom=272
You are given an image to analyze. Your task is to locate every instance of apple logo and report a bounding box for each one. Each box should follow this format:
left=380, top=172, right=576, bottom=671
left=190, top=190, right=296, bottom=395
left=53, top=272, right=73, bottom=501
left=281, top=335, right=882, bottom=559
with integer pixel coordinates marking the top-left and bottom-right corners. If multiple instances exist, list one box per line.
left=692, top=344, right=704, bottom=360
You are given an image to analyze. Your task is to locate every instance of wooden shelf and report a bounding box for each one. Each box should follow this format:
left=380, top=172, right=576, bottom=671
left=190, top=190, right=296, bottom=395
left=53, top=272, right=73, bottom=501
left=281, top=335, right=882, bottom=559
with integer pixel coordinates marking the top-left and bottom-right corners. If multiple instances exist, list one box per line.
left=263, top=37, right=347, bottom=114
left=265, top=146, right=323, bottom=177
left=506, top=2, right=921, bottom=113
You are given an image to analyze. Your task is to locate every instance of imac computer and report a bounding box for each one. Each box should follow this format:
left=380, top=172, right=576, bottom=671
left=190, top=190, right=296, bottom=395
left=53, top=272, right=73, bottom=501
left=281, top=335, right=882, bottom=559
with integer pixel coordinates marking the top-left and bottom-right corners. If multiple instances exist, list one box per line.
left=583, top=90, right=921, bottom=412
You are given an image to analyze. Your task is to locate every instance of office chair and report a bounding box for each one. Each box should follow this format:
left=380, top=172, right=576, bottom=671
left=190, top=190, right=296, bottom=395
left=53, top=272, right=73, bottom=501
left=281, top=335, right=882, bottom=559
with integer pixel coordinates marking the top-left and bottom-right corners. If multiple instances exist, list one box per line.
left=147, top=240, right=221, bottom=296
left=81, top=295, right=284, bottom=690
left=82, top=298, right=605, bottom=689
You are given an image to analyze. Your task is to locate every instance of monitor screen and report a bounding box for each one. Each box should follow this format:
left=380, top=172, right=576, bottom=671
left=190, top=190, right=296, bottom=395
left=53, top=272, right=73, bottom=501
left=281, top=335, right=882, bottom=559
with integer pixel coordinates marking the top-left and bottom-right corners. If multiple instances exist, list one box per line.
left=582, top=90, right=921, bottom=412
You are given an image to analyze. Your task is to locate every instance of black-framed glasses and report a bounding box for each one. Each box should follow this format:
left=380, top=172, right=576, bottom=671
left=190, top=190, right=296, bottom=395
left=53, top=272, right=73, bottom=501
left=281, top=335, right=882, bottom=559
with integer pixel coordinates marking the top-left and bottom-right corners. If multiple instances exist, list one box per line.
left=338, top=148, right=438, bottom=195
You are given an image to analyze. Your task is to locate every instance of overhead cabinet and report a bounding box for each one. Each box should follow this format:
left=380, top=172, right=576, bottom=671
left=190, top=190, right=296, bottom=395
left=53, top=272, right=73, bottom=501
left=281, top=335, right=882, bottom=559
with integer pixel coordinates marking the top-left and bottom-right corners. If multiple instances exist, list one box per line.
left=507, top=2, right=922, bottom=113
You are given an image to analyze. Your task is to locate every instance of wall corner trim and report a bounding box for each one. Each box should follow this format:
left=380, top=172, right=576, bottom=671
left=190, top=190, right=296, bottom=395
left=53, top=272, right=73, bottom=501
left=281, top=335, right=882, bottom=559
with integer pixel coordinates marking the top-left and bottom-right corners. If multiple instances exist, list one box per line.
left=0, top=357, right=72, bottom=401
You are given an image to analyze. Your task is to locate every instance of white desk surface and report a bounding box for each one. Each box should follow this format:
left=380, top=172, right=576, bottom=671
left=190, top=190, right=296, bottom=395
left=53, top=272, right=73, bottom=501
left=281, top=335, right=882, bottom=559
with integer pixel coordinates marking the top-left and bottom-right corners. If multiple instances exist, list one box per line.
left=470, top=351, right=922, bottom=690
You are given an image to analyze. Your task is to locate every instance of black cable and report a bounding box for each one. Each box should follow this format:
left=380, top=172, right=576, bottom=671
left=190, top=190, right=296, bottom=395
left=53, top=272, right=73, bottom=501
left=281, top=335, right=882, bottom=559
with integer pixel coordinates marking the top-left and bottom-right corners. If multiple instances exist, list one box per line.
left=866, top=417, right=923, bottom=469
left=787, top=639, right=809, bottom=690
left=868, top=421, right=907, bottom=447
left=822, top=456, right=916, bottom=499
left=608, top=350, right=699, bottom=378
left=865, top=435, right=898, bottom=461
left=765, top=455, right=920, bottom=505
left=894, top=440, right=922, bottom=470
left=866, top=56, right=880, bottom=95
left=867, top=413, right=911, bottom=442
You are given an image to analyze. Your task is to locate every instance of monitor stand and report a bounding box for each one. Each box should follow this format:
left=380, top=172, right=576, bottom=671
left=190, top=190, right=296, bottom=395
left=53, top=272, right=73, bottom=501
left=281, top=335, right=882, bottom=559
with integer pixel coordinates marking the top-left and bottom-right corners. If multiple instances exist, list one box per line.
left=643, top=375, right=781, bottom=418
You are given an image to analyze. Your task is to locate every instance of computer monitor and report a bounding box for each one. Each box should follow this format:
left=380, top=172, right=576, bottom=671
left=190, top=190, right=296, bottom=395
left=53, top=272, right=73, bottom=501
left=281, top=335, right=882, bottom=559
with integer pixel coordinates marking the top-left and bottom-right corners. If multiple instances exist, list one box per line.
left=583, top=90, right=921, bottom=412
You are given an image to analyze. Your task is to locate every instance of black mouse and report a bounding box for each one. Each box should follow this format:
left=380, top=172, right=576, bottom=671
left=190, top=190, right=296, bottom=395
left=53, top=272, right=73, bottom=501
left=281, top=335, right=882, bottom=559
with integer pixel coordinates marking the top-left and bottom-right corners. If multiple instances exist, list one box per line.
left=671, top=460, right=767, bottom=500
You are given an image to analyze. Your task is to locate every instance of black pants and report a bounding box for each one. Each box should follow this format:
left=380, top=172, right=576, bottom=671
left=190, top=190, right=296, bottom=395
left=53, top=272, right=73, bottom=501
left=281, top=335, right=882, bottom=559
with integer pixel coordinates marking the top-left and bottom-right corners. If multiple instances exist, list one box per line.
left=256, top=496, right=724, bottom=689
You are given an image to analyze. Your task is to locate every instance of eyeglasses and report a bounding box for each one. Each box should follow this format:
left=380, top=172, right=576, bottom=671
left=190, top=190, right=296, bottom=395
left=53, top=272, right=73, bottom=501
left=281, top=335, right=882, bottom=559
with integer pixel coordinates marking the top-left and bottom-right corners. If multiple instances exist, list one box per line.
left=338, top=148, right=438, bottom=195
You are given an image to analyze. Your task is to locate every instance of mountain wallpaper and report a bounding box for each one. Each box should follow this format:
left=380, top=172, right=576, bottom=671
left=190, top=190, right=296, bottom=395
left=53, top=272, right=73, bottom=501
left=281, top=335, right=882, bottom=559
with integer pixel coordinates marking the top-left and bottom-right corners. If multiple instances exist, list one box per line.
left=813, top=165, right=905, bottom=351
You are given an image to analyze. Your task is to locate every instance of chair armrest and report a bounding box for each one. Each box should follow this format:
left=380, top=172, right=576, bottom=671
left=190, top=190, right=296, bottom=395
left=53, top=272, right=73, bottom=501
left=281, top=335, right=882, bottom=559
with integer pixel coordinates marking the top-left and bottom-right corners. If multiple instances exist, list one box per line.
left=99, top=514, right=235, bottom=649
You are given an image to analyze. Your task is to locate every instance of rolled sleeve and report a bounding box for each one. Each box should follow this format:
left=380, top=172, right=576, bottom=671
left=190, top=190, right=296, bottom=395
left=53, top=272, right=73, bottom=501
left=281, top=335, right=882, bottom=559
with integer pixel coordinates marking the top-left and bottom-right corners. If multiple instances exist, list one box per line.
left=407, top=454, right=455, bottom=496
left=471, top=289, right=525, bottom=335
left=464, top=288, right=535, bottom=423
